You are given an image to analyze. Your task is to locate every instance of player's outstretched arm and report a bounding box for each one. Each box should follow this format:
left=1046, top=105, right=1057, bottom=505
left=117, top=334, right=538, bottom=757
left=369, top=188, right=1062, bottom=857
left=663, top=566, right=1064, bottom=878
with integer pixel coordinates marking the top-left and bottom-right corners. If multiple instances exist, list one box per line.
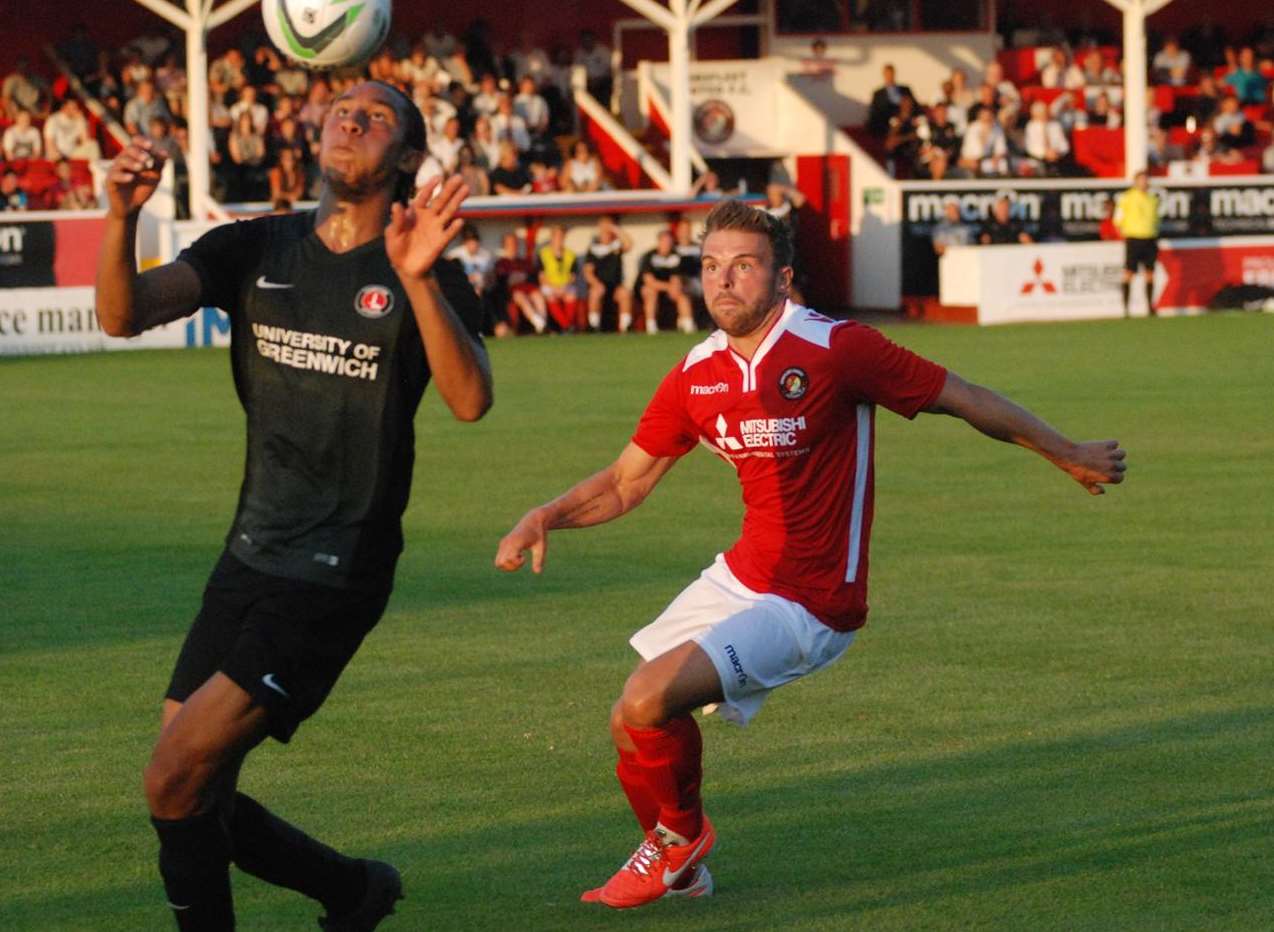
left=386, top=175, right=493, bottom=422
left=96, top=137, right=202, bottom=337
left=494, top=442, right=680, bottom=574
left=926, top=372, right=1126, bottom=495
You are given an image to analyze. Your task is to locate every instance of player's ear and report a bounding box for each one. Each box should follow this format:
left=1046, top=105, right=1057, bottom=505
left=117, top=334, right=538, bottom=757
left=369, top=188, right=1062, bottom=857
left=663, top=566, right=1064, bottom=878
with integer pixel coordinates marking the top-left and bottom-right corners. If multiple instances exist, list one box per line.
left=777, top=265, right=794, bottom=295
left=398, top=146, right=424, bottom=176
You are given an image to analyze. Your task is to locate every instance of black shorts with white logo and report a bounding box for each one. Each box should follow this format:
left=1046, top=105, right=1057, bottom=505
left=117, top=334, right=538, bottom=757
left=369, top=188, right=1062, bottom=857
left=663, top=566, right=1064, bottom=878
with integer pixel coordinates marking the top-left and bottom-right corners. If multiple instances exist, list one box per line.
left=1124, top=237, right=1159, bottom=272
left=166, top=550, right=393, bottom=742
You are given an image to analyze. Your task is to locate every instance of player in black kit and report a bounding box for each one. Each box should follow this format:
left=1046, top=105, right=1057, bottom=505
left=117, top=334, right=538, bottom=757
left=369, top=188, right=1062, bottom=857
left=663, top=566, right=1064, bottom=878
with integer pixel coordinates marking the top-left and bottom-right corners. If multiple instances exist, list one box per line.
left=96, top=81, right=492, bottom=931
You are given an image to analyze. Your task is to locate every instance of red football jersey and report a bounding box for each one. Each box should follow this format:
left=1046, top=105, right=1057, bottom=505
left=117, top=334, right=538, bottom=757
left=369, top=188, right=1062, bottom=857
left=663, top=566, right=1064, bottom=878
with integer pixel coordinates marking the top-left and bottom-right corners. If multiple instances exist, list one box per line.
left=632, top=302, right=947, bottom=631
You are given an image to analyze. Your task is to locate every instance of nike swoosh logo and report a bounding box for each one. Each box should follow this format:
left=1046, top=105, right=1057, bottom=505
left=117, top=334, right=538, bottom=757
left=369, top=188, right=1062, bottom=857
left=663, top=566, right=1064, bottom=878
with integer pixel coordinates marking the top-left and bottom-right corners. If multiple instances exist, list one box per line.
left=661, top=833, right=712, bottom=887
left=256, top=276, right=294, bottom=289
left=262, top=673, right=291, bottom=698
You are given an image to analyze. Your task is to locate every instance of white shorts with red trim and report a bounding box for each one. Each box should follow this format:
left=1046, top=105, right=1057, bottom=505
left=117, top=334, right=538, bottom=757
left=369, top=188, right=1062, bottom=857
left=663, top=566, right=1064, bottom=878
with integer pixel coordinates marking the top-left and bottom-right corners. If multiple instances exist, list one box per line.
left=629, top=554, right=855, bottom=726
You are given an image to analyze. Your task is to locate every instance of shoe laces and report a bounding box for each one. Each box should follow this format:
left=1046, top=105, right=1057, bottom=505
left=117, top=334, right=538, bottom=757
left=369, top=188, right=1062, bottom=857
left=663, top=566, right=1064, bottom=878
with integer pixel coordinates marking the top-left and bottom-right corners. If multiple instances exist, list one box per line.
left=622, top=834, right=664, bottom=879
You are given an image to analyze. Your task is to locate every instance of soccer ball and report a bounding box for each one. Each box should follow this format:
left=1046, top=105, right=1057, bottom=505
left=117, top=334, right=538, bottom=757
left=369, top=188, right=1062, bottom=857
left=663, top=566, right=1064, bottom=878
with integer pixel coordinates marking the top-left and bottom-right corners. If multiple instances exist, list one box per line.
left=262, top=0, right=392, bottom=70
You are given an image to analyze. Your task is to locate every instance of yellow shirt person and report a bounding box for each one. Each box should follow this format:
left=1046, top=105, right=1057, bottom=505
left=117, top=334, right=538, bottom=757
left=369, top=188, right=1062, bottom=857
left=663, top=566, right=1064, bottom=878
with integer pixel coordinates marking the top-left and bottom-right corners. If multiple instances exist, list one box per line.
left=1114, top=171, right=1160, bottom=318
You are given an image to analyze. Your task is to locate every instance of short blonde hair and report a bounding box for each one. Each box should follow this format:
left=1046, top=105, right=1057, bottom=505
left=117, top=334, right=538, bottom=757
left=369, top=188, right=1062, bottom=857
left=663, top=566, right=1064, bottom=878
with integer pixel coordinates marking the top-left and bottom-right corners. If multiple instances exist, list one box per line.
left=702, top=198, right=794, bottom=270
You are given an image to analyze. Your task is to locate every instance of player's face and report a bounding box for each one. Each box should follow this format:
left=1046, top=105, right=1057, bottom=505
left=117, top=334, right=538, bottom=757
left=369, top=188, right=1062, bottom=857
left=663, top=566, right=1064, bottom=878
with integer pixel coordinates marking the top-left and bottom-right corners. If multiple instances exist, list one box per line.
left=319, top=84, right=412, bottom=198
left=701, top=230, right=791, bottom=337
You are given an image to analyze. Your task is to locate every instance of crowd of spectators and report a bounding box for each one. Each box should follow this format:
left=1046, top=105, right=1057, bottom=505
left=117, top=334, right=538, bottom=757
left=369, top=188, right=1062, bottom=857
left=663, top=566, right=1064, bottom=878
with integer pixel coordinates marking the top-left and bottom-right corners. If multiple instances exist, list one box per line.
left=866, top=32, right=1274, bottom=180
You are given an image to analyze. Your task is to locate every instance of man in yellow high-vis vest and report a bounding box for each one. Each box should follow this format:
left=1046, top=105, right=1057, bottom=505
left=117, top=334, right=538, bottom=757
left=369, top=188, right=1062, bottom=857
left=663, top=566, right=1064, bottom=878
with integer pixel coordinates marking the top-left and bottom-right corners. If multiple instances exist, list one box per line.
left=1113, top=170, right=1160, bottom=318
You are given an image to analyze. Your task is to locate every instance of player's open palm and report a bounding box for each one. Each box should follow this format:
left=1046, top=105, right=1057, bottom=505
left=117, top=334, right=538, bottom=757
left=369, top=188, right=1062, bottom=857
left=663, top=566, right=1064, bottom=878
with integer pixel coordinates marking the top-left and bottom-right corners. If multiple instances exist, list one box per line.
left=1057, top=440, right=1127, bottom=495
left=495, top=510, right=549, bottom=574
left=105, top=137, right=166, bottom=218
left=386, top=175, right=468, bottom=280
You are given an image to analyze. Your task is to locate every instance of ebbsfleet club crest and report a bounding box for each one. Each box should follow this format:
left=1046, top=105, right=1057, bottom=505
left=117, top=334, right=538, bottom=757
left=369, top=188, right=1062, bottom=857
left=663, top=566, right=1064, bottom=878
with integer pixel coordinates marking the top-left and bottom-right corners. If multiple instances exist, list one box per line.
left=354, top=284, right=395, bottom=318
left=693, top=99, right=735, bottom=144
left=778, top=367, right=809, bottom=400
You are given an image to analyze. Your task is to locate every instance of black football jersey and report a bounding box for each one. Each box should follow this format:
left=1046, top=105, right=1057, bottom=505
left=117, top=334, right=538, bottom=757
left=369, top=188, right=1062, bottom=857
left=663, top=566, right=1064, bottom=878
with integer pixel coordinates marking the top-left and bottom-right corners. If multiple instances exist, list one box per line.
left=178, top=211, right=484, bottom=587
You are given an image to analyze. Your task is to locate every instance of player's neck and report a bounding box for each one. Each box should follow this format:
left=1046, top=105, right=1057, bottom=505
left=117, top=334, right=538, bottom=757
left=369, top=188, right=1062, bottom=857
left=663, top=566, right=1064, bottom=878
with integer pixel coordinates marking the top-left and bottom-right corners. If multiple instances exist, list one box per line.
left=314, top=191, right=392, bottom=254
left=725, top=299, right=786, bottom=359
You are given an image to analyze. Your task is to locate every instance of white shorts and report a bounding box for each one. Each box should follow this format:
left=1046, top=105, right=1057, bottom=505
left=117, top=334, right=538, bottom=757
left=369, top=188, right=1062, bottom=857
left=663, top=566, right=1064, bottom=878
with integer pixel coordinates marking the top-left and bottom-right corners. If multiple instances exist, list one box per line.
left=629, top=555, right=856, bottom=726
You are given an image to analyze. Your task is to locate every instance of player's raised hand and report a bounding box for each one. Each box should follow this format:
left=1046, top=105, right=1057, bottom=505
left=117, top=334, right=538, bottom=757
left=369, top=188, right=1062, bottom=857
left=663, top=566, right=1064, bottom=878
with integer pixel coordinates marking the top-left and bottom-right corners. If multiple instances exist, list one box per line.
left=105, top=137, right=166, bottom=219
left=385, top=174, right=468, bottom=281
left=495, top=509, right=550, bottom=574
left=1053, top=440, right=1127, bottom=495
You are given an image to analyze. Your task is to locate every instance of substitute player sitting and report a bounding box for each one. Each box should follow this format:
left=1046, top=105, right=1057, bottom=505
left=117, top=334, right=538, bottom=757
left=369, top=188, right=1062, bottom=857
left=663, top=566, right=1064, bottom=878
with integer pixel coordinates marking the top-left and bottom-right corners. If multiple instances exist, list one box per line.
left=98, top=81, right=492, bottom=930
left=496, top=199, right=1126, bottom=909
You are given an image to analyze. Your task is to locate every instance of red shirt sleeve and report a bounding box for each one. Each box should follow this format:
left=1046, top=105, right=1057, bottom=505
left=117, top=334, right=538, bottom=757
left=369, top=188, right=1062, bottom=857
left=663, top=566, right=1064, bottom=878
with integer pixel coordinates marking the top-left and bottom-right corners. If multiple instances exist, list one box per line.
left=833, top=322, right=947, bottom=419
left=632, top=362, right=699, bottom=458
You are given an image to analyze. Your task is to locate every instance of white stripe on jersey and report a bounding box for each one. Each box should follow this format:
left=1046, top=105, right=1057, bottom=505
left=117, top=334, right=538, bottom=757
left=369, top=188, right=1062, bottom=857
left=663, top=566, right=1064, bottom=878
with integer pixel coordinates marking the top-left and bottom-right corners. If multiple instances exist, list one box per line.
left=845, top=403, right=872, bottom=583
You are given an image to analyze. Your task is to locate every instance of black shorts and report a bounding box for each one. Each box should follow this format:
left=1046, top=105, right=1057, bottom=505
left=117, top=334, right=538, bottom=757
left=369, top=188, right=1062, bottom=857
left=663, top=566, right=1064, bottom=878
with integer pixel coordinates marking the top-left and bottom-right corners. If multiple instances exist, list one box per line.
left=166, top=550, right=392, bottom=742
left=1125, top=238, right=1158, bottom=272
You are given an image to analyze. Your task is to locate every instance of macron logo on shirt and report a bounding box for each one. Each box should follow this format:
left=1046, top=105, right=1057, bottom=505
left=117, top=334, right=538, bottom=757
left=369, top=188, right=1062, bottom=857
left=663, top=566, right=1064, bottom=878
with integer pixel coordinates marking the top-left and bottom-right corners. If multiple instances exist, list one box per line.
left=691, top=381, right=729, bottom=395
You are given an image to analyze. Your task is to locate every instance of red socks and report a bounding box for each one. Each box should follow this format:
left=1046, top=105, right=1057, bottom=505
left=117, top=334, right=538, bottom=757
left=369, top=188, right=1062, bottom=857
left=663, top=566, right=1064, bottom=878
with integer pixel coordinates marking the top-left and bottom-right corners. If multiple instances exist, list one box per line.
left=621, top=716, right=704, bottom=841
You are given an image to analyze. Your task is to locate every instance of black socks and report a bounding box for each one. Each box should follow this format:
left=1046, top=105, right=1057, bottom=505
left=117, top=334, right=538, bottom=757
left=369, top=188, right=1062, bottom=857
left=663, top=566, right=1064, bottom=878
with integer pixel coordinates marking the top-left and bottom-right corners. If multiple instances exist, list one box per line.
left=151, top=810, right=234, bottom=931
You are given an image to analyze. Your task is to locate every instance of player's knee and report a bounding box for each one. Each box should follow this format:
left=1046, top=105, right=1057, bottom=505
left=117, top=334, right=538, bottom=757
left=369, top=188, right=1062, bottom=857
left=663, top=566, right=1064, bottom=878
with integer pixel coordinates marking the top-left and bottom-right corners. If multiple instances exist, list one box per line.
left=143, top=743, right=211, bottom=819
left=619, top=675, right=671, bottom=728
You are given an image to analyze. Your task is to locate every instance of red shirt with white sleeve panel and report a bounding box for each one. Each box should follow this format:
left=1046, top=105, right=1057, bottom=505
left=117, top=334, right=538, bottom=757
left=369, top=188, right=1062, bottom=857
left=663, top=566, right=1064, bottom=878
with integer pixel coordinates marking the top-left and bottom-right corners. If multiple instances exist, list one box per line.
left=632, top=301, right=947, bottom=631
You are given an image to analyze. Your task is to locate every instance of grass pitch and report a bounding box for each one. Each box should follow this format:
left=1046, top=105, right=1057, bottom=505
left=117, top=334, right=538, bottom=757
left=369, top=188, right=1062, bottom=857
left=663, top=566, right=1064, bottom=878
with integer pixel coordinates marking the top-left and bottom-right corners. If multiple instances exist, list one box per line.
left=2, top=314, right=1271, bottom=930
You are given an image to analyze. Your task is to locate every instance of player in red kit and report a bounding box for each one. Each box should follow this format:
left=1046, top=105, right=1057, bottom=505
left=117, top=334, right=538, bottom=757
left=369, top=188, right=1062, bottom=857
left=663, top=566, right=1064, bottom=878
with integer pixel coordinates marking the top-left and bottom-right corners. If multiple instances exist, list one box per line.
left=495, top=199, right=1127, bottom=909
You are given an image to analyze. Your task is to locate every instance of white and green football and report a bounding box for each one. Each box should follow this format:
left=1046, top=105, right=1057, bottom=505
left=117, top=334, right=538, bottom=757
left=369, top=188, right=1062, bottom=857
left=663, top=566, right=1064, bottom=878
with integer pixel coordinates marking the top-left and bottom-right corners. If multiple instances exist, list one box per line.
left=262, top=0, right=391, bottom=70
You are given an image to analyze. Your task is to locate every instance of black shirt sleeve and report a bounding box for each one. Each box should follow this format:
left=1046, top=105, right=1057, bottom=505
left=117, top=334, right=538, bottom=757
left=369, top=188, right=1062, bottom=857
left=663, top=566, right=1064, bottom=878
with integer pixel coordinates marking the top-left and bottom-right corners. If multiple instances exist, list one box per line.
left=433, top=257, right=485, bottom=341
left=176, top=218, right=268, bottom=315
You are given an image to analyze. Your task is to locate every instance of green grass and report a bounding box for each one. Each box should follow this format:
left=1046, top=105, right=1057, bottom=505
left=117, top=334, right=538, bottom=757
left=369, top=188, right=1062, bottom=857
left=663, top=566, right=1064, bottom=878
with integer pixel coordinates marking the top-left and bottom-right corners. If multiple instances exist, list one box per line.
left=2, top=314, right=1272, bottom=930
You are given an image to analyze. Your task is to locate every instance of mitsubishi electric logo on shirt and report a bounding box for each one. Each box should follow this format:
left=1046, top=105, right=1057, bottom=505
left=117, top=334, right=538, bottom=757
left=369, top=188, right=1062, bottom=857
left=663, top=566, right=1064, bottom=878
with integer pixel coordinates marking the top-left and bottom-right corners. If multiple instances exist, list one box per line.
left=715, top=413, right=808, bottom=454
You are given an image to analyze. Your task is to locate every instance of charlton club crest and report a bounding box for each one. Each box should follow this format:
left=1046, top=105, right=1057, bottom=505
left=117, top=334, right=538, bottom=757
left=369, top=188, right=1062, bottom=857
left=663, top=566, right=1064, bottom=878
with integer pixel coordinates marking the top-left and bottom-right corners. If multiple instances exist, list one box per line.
left=778, top=367, right=809, bottom=400
left=354, top=284, right=395, bottom=319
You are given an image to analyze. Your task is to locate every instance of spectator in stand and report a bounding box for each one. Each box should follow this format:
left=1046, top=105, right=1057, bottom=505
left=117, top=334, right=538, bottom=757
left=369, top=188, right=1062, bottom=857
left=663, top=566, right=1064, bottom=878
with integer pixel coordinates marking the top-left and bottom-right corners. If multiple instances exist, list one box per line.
left=949, top=67, right=976, bottom=115
left=583, top=215, right=634, bottom=332
left=1040, top=47, right=1085, bottom=90
left=247, top=43, right=283, bottom=94
left=229, top=84, right=269, bottom=135
left=3, top=108, right=42, bottom=161
left=1182, top=72, right=1222, bottom=129
left=1023, top=100, right=1070, bottom=174
left=562, top=139, right=606, bottom=193
left=268, top=146, right=306, bottom=205
left=1086, top=91, right=1123, bottom=129
left=931, top=201, right=974, bottom=256
left=124, top=79, right=172, bottom=137
left=673, top=217, right=704, bottom=323
left=147, top=116, right=182, bottom=164
left=984, top=61, right=1021, bottom=118
left=208, top=47, right=246, bottom=99
left=1078, top=48, right=1121, bottom=86
left=979, top=196, right=1034, bottom=244
left=298, top=79, right=332, bottom=134
left=528, top=159, right=559, bottom=193
left=226, top=110, right=267, bottom=201
left=491, top=92, right=531, bottom=153
left=470, top=114, right=501, bottom=169
left=86, top=49, right=122, bottom=102
left=415, top=84, right=457, bottom=138
left=367, top=48, right=398, bottom=85
left=399, top=43, right=440, bottom=89
left=575, top=30, right=613, bottom=105
left=868, top=64, right=914, bottom=136
left=43, top=98, right=97, bottom=161
left=120, top=49, right=153, bottom=98
left=49, top=159, right=91, bottom=210
left=1, top=169, right=28, bottom=210
left=1262, top=137, right=1274, bottom=174
left=959, top=106, right=1010, bottom=177
left=448, top=224, right=498, bottom=324
left=1153, top=36, right=1193, bottom=86
left=431, top=116, right=466, bottom=173
left=443, top=80, right=475, bottom=135
left=1213, top=95, right=1256, bottom=149
left=155, top=52, right=188, bottom=119
left=934, top=79, right=967, bottom=133
left=1225, top=46, right=1268, bottom=104
left=510, top=36, right=552, bottom=87
left=637, top=229, right=694, bottom=334
left=538, top=224, right=582, bottom=331
left=472, top=73, right=501, bottom=120
left=3, top=57, right=50, bottom=118
left=495, top=231, right=548, bottom=334
left=455, top=143, right=490, bottom=196
left=1147, top=126, right=1184, bottom=168
left=442, top=40, right=477, bottom=93
left=884, top=94, right=924, bottom=176
left=966, top=83, right=1000, bottom=125
left=490, top=142, right=531, bottom=195
left=514, top=75, right=550, bottom=143
left=1192, top=126, right=1243, bottom=168
left=690, top=169, right=731, bottom=198
left=918, top=101, right=961, bottom=178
